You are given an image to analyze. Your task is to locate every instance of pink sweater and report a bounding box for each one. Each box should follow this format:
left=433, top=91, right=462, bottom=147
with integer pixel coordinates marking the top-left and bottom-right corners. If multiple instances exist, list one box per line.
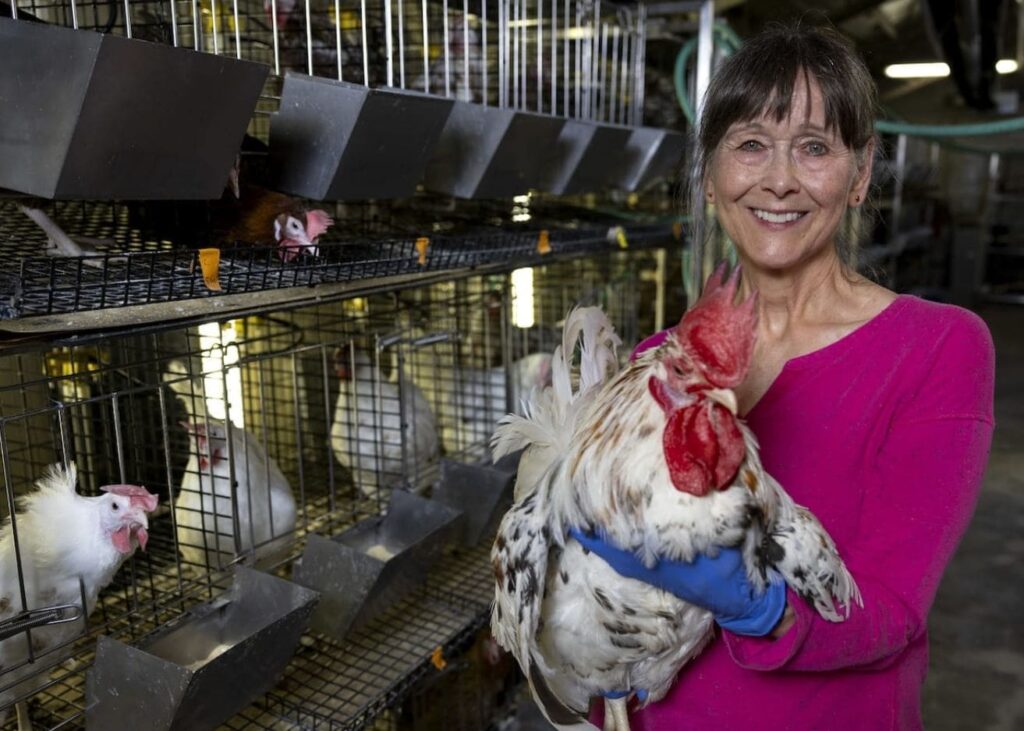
left=622, top=295, right=994, bottom=730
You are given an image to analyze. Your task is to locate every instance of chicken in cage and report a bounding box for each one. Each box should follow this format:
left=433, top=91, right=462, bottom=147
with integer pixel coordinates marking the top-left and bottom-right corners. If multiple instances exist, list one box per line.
left=0, top=250, right=655, bottom=730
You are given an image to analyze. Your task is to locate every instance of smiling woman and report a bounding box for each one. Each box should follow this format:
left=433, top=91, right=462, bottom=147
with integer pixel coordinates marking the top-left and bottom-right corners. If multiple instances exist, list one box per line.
left=583, top=22, right=996, bottom=731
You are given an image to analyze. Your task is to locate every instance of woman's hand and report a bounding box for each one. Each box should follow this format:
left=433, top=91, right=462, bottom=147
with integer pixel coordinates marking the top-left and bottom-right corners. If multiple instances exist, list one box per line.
left=569, top=528, right=788, bottom=637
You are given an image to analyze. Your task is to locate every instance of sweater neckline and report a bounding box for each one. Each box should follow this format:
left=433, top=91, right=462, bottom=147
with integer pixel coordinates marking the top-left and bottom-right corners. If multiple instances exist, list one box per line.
left=746, top=294, right=912, bottom=418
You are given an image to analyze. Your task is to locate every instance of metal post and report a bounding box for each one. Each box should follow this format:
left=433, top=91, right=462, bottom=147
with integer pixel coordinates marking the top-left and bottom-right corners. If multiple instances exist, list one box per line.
left=551, top=0, right=557, bottom=113
left=70, top=0, right=80, bottom=30
left=233, top=0, right=241, bottom=59
left=399, top=0, right=406, bottom=86
left=891, top=133, right=907, bottom=239
left=270, top=0, right=281, bottom=74
left=463, top=0, right=470, bottom=99
left=443, top=0, right=451, bottom=96
left=421, top=0, right=430, bottom=92
left=211, top=0, right=221, bottom=55
left=634, top=3, right=646, bottom=125
left=123, top=0, right=133, bottom=38
left=338, top=0, right=345, bottom=80
left=383, top=0, right=394, bottom=87
left=306, top=0, right=315, bottom=74
left=363, top=0, right=371, bottom=85
left=693, top=0, right=714, bottom=127
left=482, top=0, right=488, bottom=104
left=609, top=26, right=620, bottom=124
left=598, top=22, right=609, bottom=121
left=563, top=0, right=569, bottom=116
left=513, top=0, right=520, bottom=108
left=537, top=0, right=543, bottom=113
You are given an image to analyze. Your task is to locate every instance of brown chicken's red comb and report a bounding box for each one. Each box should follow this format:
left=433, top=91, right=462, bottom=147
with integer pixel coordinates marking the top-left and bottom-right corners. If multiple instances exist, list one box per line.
left=673, top=263, right=757, bottom=389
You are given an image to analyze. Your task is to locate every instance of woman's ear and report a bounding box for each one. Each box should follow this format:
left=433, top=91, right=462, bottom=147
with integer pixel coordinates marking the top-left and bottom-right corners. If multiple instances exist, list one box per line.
left=848, top=138, right=875, bottom=208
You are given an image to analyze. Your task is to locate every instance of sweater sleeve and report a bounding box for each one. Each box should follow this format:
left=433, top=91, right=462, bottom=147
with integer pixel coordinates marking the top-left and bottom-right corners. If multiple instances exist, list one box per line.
left=723, top=310, right=995, bottom=672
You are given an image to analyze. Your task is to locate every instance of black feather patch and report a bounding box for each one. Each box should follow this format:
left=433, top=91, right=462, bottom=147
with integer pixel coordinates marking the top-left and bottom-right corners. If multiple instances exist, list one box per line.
left=593, top=588, right=614, bottom=611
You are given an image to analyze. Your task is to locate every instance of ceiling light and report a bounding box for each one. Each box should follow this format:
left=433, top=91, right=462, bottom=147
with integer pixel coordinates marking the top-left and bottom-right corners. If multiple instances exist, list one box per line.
left=885, top=59, right=1019, bottom=79
left=884, top=63, right=949, bottom=79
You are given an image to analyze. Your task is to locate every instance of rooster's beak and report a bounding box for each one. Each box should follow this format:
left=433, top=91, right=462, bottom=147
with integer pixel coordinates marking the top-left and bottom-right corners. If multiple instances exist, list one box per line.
left=705, top=388, right=738, bottom=416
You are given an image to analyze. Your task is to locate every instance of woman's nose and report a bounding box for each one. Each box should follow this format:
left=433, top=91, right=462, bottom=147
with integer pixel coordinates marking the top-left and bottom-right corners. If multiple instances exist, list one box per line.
left=760, top=148, right=800, bottom=197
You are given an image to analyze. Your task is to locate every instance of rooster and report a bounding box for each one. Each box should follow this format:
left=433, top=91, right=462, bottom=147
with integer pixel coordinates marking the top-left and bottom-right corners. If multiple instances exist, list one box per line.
left=490, top=267, right=861, bottom=730
left=0, top=463, right=157, bottom=731
left=330, top=346, right=440, bottom=499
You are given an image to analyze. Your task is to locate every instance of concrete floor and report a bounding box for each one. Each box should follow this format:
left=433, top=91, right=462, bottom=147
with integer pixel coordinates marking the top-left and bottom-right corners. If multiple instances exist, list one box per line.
left=501, top=304, right=1024, bottom=731
left=922, top=304, right=1024, bottom=731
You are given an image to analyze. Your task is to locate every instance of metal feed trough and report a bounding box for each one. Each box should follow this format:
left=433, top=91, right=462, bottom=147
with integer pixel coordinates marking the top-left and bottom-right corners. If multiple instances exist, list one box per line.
left=0, top=19, right=267, bottom=200
left=270, top=73, right=455, bottom=200
left=542, top=120, right=635, bottom=195
left=432, top=453, right=519, bottom=547
left=423, top=103, right=566, bottom=199
left=294, top=489, right=463, bottom=640
left=85, top=568, right=319, bottom=731
left=616, top=127, right=688, bottom=192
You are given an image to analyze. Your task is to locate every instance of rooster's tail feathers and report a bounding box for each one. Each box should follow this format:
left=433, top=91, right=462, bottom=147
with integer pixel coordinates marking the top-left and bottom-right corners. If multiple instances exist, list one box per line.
left=491, top=412, right=548, bottom=461
left=560, top=307, right=621, bottom=396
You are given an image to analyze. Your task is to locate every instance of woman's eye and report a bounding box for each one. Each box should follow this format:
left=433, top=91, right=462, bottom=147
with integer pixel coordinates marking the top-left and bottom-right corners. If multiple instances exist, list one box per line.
left=805, top=142, right=828, bottom=156
left=739, top=140, right=763, bottom=152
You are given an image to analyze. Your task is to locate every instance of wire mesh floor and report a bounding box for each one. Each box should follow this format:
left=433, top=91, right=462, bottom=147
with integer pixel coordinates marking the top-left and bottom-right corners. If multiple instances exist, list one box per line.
left=0, top=200, right=674, bottom=319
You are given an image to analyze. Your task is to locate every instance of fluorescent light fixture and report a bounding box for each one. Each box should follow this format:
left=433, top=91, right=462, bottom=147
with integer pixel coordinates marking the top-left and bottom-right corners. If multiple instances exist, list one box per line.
left=884, top=62, right=949, bottom=79
left=198, top=320, right=245, bottom=428
left=885, top=59, right=1019, bottom=79
left=511, top=268, right=535, bottom=329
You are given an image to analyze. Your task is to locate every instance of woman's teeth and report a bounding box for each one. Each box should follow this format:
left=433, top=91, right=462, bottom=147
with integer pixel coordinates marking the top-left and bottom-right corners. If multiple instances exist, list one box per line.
left=753, top=209, right=804, bottom=224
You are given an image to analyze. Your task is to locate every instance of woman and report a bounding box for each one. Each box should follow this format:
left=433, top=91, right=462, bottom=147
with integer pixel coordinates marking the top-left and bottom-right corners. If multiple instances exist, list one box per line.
left=580, top=23, right=995, bottom=730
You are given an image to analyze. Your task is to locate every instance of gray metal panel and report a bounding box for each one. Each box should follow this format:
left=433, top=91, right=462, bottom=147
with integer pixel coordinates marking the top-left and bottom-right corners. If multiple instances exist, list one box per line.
left=0, top=19, right=268, bottom=200
left=0, top=19, right=98, bottom=198
left=85, top=569, right=318, bottom=731
left=424, top=103, right=566, bottom=199
left=545, top=122, right=635, bottom=195
left=542, top=120, right=598, bottom=195
left=270, top=74, right=455, bottom=200
left=294, top=490, right=463, bottom=640
left=618, top=127, right=687, bottom=192
left=433, top=454, right=517, bottom=547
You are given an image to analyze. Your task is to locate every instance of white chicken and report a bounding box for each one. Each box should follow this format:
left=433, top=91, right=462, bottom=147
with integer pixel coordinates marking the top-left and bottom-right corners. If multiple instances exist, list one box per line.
left=164, top=362, right=297, bottom=569
left=490, top=268, right=861, bottom=730
left=0, top=463, right=157, bottom=731
left=330, top=346, right=440, bottom=498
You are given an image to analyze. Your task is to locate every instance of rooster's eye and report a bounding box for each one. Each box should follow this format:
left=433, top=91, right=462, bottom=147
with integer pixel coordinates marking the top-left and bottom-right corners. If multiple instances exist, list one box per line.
left=111, top=503, right=120, bottom=512
left=672, top=365, right=685, bottom=377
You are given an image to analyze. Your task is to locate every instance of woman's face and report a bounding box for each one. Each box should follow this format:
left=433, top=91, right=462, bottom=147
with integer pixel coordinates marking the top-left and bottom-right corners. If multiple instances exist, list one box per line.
left=706, top=74, right=872, bottom=274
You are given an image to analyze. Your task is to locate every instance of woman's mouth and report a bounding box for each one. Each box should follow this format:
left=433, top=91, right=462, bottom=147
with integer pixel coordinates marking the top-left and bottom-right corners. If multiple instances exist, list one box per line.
left=751, top=208, right=807, bottom=225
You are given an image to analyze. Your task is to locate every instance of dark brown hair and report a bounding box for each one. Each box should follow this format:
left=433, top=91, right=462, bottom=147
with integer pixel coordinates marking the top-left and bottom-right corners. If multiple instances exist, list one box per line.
left=689, top=23, right=878, bottom=290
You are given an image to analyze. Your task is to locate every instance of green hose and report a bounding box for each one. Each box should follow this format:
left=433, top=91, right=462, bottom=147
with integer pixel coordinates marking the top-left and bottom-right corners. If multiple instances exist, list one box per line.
left=673, top=24, right=741, bottom=125
left=674, top=26, right=1024, bottom=148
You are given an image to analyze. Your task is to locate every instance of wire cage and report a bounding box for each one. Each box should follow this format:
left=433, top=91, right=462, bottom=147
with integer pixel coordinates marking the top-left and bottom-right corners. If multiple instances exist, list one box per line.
left=0, top=196, right=672, bottom=320
left=0, top=246, right=661, bottom=730
left=5, top=0, right=646, bottom=124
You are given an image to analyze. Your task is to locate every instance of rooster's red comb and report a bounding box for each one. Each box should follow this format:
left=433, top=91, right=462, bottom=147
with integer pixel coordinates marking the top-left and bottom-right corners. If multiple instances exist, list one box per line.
left=673, top=263, right=757, bottom=388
